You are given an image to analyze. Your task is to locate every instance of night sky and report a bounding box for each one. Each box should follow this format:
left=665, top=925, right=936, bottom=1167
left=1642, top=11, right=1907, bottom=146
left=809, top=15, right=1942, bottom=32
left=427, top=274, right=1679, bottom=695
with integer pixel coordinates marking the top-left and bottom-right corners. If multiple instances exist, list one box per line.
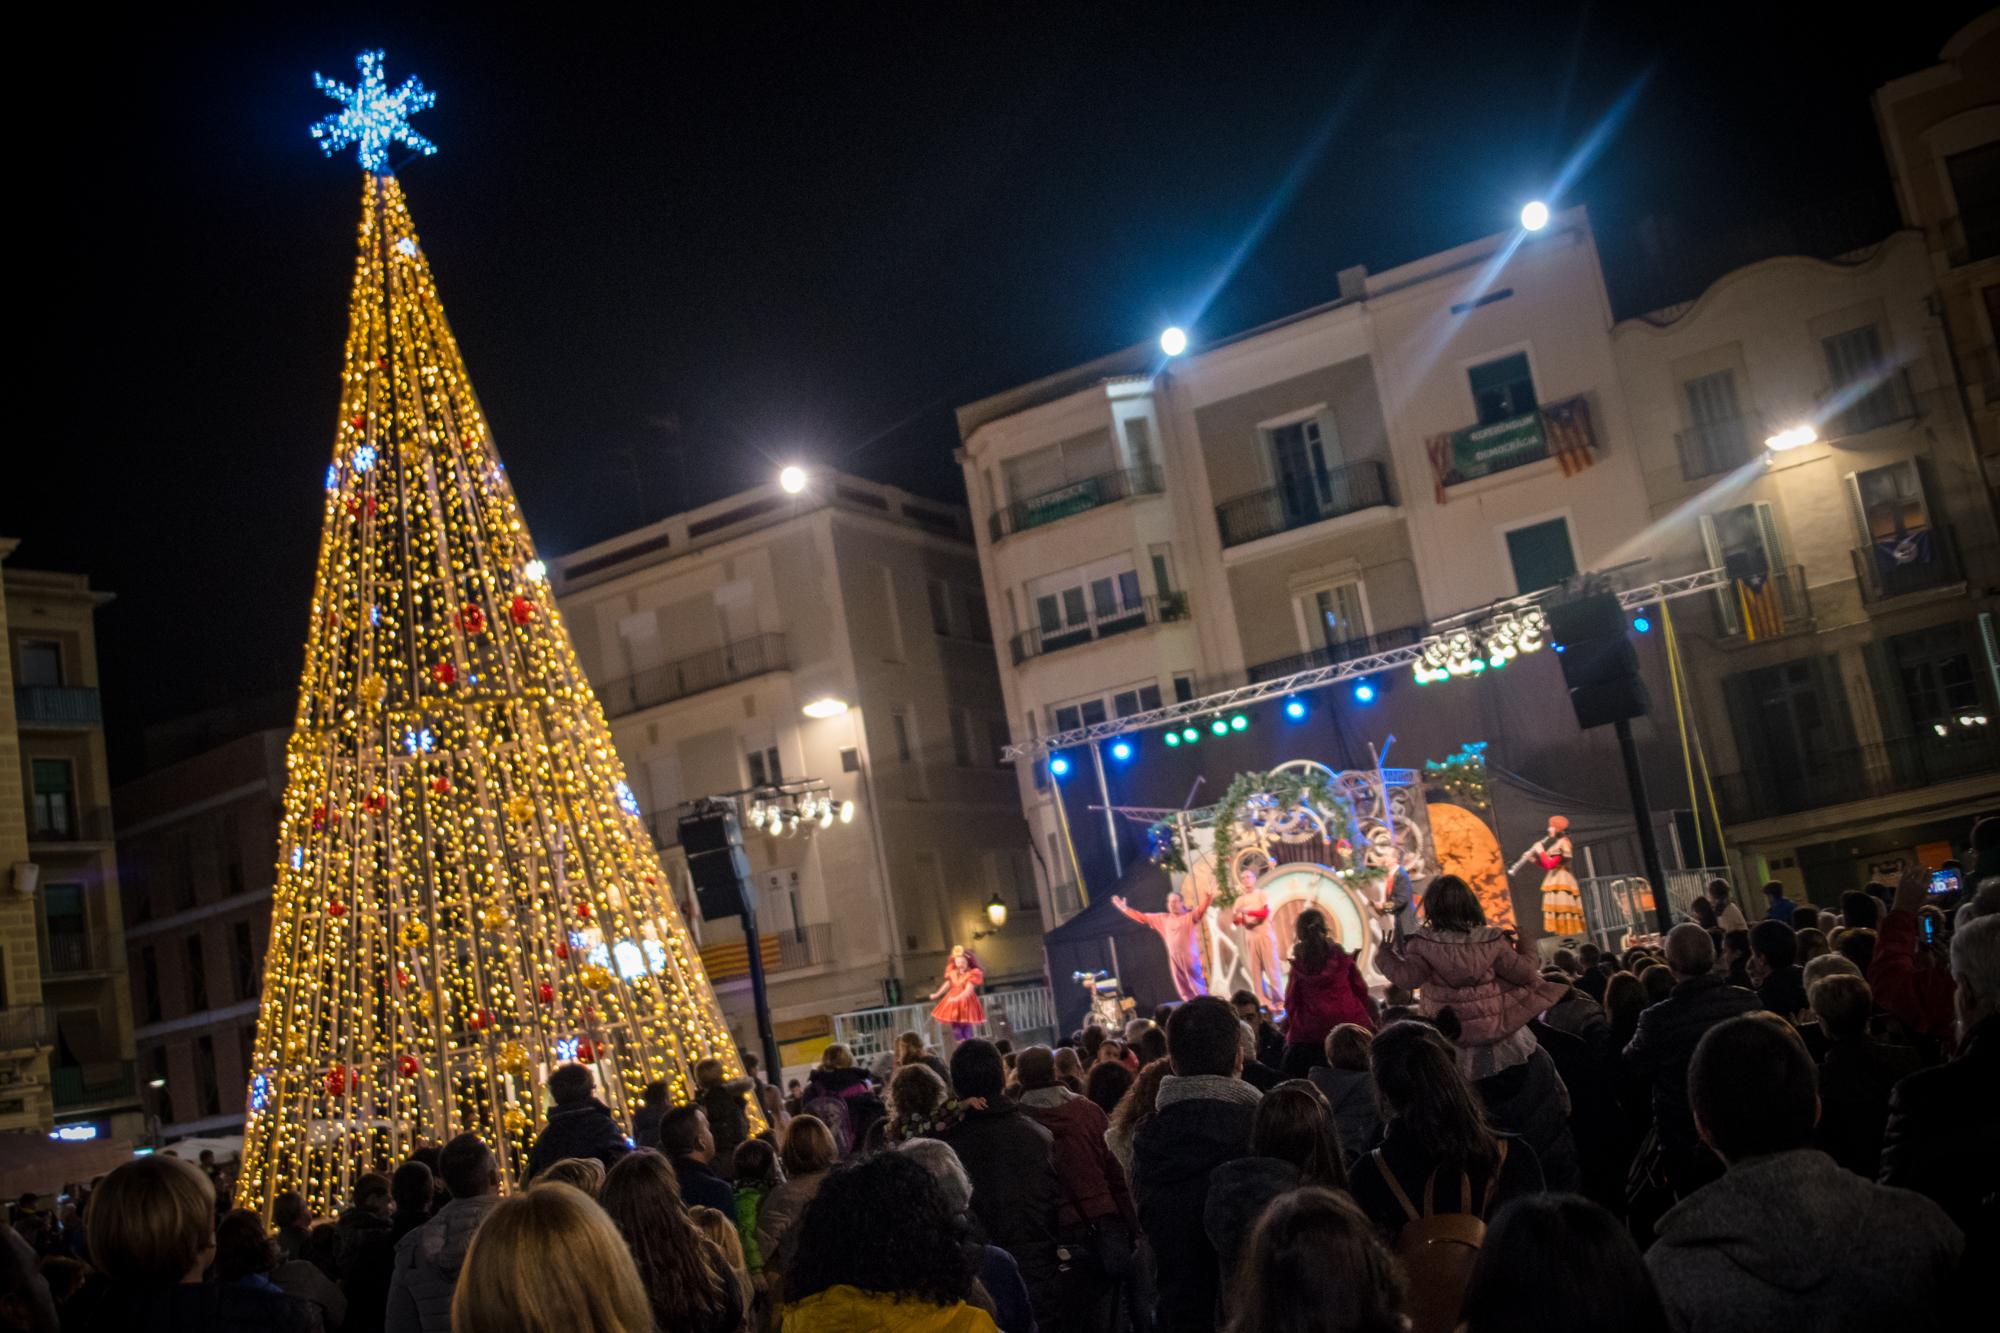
left=19, top=2, right=1984, bottom=778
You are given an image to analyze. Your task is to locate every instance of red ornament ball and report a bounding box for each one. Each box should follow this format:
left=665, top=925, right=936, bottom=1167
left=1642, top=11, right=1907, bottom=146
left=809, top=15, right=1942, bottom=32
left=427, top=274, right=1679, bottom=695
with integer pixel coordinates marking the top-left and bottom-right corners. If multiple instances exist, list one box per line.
left=327, top=900, right=347, bottom=919
left=469, top=1009, right=494, bottom=1031
left=432, top=661, right=457, bottom=686
left=509, top=595, right=533, bottom=625
left=537, top=982, right=555, bottom=1004
left=311, top=804, right=329, bottom=831
left=324, top=1066, right=349, bottom=1097
left=575, top=902, right=592, bottom=921
left=395, top=968, right=411, bottom=990
left=395, top=1053, right=420, bottom=1078
left=574, top=1040, right=596, bottom=1064
left=430, top=776, right=451, bottom=795
left=554, top=941, right=569, bottom=960
left=364, top=791, right=387, bottom=813
left=458, top=605, right=486, bottom=635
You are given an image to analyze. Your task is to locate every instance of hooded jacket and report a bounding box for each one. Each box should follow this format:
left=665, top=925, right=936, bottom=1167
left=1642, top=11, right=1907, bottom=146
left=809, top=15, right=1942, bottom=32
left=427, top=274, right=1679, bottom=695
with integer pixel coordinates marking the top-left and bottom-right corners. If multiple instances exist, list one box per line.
left=1622, top=971, right=1761, bottom=1165
left=1375, top=928, right=1566, bottom=1075
left=383, top=1194, right=501, bottom=1333
left=1017, top=1087, right=1134, bottom=1228
left=1280, top=950, right=1374, bottom=1048
left=1647, top=1149, right=1962, bottom=1332
left=938, top=1103, right=1061, bottom=1324
left=1131, top=1076, right=1259, bottom=1333
left=524, top=1097, right=630, bottom=1178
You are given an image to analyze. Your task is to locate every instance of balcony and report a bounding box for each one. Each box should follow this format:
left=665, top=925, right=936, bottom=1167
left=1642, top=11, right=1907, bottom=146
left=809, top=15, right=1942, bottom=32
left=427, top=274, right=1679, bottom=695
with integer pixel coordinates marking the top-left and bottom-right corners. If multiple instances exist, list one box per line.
left=1675, top=414, right=1762, bottom=481
left=1009, top=593, right=1190, bottom=666
left=988, top=466, right=1163, bottom=543
left=1709, top=565, right=1813, bottom=641
left=1715, top=730, right=2000, bottom=825
left=699, top=921, right=833, bottom=983
left=1246, top=625, right=1425, bottom=684
left=42, top=930, right=122, bottom=978
left=602, top=632, right=789, bottom=719
left=1215, top=460, right=1391, bottom=549
left=50, top=1060, right=137, bottom=1111
left=29, top=806, right=115, bottom=846
left=1819, top=368, right=1919, bottom=440
left=14, top=686, right=101, bottom=729
left=0, top=1005, right=51, bottom=1051
left=1850, top=523, right=1963, bottom=603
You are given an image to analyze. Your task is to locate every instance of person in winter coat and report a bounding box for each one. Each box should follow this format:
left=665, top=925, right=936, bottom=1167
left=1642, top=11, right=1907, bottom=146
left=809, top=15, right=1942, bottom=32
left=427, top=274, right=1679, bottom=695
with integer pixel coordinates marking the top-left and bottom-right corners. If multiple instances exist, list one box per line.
left=1647, top=1015, right=1962, bottom=1332
left=383, top=1135, right=501, bottom=1333
left=800, top=1045, right=886, bottom=1153
left=1869, top=866, right=1959, bottom=1046
left=1806, top=972, right=1918, bottom=1178
left=731, top=1137, right=782, bottom=1274
left=1621, top=925, right=1761, bottom=1193
left=1131, top=997, right=1261, bottom=1333
left=1014, top=1046, right=1135, bottom=1332
left=896, top=1139, right=1038, bottom=1333
left=1306, top=1024, right=1382, bottom=1161
left=1526, top=1016, right=1627, bottom=1213
left=1879, top=911, right=2000, bottom=1246
left=1278, top=909, right=1376, bottom=1075
left=937, top=1041, right=1061, bottom=1329
left=660, top=1105, right=738, bottom=1215
left=629, top=1080, right=669, bottom=1151
left=1374, top=876, right=1567, bottom=1083
left=756, top=1115, right=839, bottom=1278
left=694, top=1057, right=757, bottom=1176
left=524, top=1063, right=632, bottom=1180
left=1202, top=1081, right=1347, bottom=1306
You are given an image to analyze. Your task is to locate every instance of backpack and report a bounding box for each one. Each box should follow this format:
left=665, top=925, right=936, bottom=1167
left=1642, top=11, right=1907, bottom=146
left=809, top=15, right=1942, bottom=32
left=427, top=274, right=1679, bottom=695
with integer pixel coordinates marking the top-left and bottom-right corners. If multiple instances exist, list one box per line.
left=1372, top=1140, right=1508, bottom=1333
left=801, top=1091, right=853, bottom=1154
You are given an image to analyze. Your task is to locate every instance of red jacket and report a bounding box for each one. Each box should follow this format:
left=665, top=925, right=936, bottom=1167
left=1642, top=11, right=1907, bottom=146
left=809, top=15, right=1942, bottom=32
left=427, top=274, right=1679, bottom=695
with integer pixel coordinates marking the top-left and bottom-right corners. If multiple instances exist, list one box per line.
left=1869, top=908, right=1956, bottom=1045
left=1019, top=1089, right=1135, bottom=1229
left=1282, top=950, right=1374, bottom=1046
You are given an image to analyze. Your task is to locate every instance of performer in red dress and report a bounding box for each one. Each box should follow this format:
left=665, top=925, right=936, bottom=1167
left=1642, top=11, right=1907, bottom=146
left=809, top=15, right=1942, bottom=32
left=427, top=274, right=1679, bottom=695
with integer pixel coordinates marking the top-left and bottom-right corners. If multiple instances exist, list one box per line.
left=1511, top=814, right=1584, bottom=938
left=929, top=944, right=985, bottom=1041
left=1114, top=889, right=1215, bottom=1001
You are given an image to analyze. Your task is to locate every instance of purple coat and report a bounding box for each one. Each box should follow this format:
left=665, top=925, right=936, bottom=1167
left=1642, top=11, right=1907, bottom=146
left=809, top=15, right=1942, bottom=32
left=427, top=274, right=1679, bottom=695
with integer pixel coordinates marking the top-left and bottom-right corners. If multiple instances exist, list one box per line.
left=1376, top=927, right=1567, bottom=1048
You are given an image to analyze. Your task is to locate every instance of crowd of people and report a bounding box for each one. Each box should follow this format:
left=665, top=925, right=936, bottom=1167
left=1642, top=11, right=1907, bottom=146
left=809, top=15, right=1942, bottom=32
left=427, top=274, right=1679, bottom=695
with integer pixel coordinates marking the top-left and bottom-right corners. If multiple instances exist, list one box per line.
left=1, top=832, right=1992, bottom=1333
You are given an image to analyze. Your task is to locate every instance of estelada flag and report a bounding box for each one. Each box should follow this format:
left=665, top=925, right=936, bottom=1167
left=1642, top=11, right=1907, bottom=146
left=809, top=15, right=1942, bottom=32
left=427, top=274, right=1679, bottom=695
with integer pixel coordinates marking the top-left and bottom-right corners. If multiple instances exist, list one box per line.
left=1543, top=396, right=1598, bottom=477
left=1736, top=574, right=1784, bottom=640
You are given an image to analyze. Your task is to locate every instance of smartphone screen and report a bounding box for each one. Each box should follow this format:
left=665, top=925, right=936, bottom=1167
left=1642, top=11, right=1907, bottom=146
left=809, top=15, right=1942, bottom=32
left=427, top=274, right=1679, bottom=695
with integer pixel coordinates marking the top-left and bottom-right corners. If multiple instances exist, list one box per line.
left=1928, top=868, right=1960, bottom=897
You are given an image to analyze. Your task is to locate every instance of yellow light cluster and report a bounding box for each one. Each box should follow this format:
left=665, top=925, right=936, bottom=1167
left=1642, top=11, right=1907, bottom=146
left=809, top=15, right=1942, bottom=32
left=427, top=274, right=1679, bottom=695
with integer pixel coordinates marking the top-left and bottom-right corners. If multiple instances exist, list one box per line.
left=236, top=173, right=752, bottom=1220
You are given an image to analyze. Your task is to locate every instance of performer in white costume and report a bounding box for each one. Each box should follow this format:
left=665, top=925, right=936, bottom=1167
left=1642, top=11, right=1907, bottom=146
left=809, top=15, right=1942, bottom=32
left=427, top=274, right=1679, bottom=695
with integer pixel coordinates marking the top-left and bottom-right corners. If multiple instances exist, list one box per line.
left=1231, top=867, right=1283, bottom=1009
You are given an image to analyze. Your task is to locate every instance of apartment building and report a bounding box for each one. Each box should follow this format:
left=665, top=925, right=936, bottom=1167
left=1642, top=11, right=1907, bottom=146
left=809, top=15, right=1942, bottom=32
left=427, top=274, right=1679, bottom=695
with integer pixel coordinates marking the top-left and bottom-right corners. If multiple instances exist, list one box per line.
left=113, top=724, right=287, bottom=1142
left=1875, top=9, right=2000, bottom=507
left=1614, top=228, right=1999, bottom=899
left=2, top=555, right=142, bottom=1159
left=552, top=473, right=1038, bottom=1069
left=959, top=207, right=1671, bottom=923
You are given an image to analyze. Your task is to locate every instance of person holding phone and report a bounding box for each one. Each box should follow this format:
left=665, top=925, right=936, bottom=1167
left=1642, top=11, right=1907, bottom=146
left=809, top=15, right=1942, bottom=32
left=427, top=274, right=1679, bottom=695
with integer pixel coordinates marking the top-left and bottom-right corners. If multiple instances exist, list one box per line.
left=1867, top=866, right=1958, bottom=1047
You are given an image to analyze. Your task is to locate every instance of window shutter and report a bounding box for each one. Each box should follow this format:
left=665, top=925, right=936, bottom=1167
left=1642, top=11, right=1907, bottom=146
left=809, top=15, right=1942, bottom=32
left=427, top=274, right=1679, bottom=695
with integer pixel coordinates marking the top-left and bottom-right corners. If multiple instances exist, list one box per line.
left=1700, top=514, right=1741, bottom=634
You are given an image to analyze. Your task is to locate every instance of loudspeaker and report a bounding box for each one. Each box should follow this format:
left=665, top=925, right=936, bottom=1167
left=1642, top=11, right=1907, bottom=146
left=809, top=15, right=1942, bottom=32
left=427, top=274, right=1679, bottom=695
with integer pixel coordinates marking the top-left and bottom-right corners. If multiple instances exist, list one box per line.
left=678, top=809, right=752, bottom=921
left=1546, top=591, right=1648, bottom=729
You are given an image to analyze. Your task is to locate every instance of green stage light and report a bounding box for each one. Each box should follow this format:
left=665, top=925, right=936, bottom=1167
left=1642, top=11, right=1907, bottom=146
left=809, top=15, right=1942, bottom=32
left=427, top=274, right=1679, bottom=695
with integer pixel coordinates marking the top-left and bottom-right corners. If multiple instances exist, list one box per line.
left=1210, top=718, right=1229, bottom=736
left=1164, top=731, right=1181, bottom=747
left=1229, top=713, right=1248, bottom=731
left=1181, top=726, right=1199, bottom=743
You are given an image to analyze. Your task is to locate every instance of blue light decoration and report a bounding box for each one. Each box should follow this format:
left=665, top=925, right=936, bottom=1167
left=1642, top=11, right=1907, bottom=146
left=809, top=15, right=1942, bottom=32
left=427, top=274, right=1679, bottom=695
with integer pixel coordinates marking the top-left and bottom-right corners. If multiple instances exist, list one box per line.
left=1284, top=697, right=1308, bottom=721
left=369, top=604, right=382, bottom=627
left=324, top=463, right=340, bottom=492
left=49, top=1123, right=100, bottom=1143
left=555, top=1036, right=582, bottom=1063
left=1049, top=754, right=1072, bottom=778
left=1353, top=680, right=1377, bottom=705
left=395, top=237, right=418, bottom=257
left=1632, top=613, right=1653, bottom=633
left=311, top=50, right=439, bottom=174
left=613, top=939, right=649, bottom=980
left=404, top=727, right=435, bottom=755
left=353, top=444, right=378, bottom=473
left=249, top=1073, right=272, bottom=1112
left=289, top=847, right=304, bottom=870
left=615, top=780, right=641, bottom=817
left=1110, top=739, right=1134, bottom=762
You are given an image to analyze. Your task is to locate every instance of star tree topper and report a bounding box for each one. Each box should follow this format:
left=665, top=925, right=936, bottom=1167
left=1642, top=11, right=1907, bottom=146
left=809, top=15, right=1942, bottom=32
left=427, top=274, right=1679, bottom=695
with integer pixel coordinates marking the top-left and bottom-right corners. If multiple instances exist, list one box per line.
left=311, top=50, right=438, bottom=173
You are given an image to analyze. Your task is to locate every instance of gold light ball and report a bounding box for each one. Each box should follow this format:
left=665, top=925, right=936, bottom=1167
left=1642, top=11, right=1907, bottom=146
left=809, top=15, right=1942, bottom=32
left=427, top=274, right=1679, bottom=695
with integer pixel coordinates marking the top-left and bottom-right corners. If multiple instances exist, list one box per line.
left=398, top=920, right=430, bottom=949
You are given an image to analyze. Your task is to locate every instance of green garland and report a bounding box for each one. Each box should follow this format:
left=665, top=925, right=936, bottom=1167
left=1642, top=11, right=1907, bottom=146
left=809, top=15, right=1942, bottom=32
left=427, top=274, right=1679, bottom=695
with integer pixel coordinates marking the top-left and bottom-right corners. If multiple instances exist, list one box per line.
left=1210, top=768, right=1367, bottom=905
left=1423, top=741, right=1491, bottom=811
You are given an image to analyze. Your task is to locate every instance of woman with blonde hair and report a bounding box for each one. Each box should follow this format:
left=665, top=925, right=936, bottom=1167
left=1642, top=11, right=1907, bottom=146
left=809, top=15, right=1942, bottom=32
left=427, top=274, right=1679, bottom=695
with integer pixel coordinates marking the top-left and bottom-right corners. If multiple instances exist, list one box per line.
left=450, top=1181, right=652, bottom=1333
left=689, top=1206, right=755, bottom=1331
left=536, top=1156, right=607, bottom=1198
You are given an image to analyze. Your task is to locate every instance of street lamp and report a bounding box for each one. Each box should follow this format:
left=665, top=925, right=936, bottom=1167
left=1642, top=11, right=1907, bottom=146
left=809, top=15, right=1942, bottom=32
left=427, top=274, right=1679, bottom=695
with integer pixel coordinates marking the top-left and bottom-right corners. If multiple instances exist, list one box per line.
left=1159, top=326, right=1188, bottom=357
left=1764, top=423, right=1817, bottom=452
left=1520, top=200, right=1551, bottom=232
left=801, top=696, right=849, bottom=719
left=973, top=893, right=1009, bottom=938
left=778, top=465, right=808, bottom=495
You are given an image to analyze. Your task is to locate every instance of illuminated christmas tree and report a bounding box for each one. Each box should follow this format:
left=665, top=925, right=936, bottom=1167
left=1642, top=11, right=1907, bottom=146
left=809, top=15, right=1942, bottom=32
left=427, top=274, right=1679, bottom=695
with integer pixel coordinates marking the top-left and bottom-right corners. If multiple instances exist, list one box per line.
left=237, top=52, right=746, bottom=1215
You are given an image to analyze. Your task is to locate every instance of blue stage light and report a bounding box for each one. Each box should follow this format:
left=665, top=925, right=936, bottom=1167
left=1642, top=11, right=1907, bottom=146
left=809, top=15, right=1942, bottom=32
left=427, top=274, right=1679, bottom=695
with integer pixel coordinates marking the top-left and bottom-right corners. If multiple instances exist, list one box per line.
left=1049, top=755, right=1071, bottom=778
left=1353, top=680, right=1377, bottom=704
left=1284, top=698, right=1307, bottom=721
left=1110, top=740, right=1134, bottom=762
left=1632, top=615, right=1652, bottom=633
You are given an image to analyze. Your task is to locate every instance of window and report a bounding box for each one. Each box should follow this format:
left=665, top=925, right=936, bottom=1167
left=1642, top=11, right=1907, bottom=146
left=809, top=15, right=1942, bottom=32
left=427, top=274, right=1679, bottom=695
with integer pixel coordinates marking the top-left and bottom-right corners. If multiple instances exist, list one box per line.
left=1173, top=674, right=1196, bottom=703
left=963, top=591, right=991, bottom=642
left=952, top=710, right=977, bottom=768
left=1851, top=460, right=1929, bottom=542
left=1301, top=580, right=1370, bottom=652
left=985, top=718, right=1012, bottom=769
left=42, top=883, right=87, bottom=973
left=1124, top=417, right=1156, bottom=473
left=1504, top=518, right=1577, bottom=594
left=1680, top=369, right=1751, bottom=476
left=928, top=578, right=954, bottom=636
left=1947, top=141, right=2000, bottom=264
left=1113, top=684, right=1164, bottom=717
left=1149, top=545, right=1176, bottom=597
left=839, top=746, right=860, bottom=773
left=220, top=807, right=243, bottom=898
left=1266, top=416, right=1341, bottom=522
left=1702, top=502, right=1786, bottom=633
left=1469, top=351, right=1537, bottom=425
left=1003, top=431, right=1115, bottom=503
left=140, top=946, right=162, bottom=1023
left=1051, top=698, right=1109, bottom=734
left=185, top=935, right=208, bottom=1011
left=1892, top=627, right=1980, bottom=741
left=231, top=921, right=256, bottom=1002
left=1821, top=324, right=1908, bottom=434
left=30, top=759, right=76, bottom=839
left=1029, top=557, right=1145, bottom=651
left=1727, top=657, right=1846, bottom=784
left=196, top=1036, right=220, bottom=1116
left=746, top=746, right=783, bottom=789
left=878, top=565, right=904, bottom=661
left=17, top=640, right=62, bottom=687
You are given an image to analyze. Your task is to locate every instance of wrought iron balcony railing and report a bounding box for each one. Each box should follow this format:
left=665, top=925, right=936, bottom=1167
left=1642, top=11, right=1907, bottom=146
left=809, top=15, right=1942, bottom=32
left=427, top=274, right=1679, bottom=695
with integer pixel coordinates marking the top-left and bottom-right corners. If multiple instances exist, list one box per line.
left=1009, top=593, right=1190, bottom=665
left=988, top=466, right=1163, bottom=542
left=13, top=686, right=101, bottom=729
left=1215, top=460, right=1391, bottom=549
left=1246, top=625, right=1425, bottom=683
left=1715, top=730, right=2000, bottom=824
left=603, top=632, right=789, bottom=718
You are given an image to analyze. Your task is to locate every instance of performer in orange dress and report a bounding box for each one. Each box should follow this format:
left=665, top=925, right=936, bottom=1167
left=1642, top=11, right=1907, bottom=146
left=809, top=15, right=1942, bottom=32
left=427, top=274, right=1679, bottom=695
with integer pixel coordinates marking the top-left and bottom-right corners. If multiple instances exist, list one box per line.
left=929, top=944, right=985, bottom=1041
left=1114, top=889, right=1215, bottom=1000
left=1512, top=814, right=1584, bottom=938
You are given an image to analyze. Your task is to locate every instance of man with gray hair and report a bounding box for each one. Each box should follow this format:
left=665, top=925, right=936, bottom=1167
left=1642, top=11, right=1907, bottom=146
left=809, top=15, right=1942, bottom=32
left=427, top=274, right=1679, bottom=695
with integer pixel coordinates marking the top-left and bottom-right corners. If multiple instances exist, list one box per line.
left=1624, top=923, right=1761, bottom=1191
left=1880, top=912, right=2000, bottom=1241
left=897, top=1138, right=1037, bottom=1333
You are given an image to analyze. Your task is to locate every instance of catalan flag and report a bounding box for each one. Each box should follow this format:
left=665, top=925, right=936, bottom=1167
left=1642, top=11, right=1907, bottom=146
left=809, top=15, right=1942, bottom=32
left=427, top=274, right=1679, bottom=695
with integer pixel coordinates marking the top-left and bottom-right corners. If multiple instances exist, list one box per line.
left=1542, top=396, right=1598, bottom=476
left=1736, top=573, right=1785, bottom=640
